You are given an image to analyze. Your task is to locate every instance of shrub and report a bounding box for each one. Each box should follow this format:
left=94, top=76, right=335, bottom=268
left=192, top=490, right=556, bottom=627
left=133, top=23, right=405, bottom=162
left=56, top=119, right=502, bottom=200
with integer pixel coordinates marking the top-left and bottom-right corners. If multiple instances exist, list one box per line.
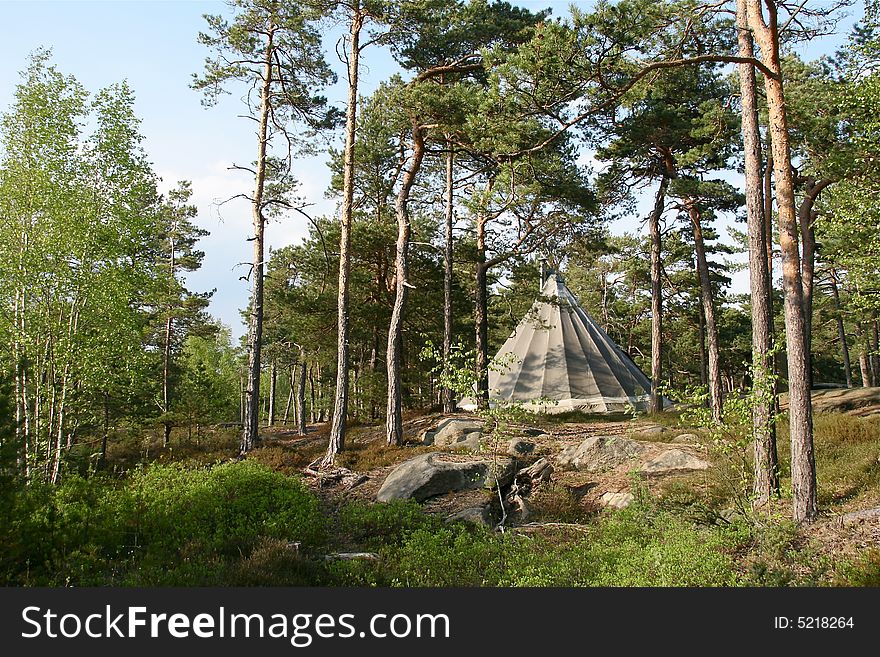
left=2, top=460, right=325, bottom=585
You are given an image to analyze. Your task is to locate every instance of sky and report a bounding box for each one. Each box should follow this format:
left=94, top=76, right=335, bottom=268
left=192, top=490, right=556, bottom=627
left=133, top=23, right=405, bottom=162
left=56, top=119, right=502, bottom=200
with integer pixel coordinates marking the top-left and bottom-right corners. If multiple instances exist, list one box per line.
left=0, top=0, right=862, bottom=339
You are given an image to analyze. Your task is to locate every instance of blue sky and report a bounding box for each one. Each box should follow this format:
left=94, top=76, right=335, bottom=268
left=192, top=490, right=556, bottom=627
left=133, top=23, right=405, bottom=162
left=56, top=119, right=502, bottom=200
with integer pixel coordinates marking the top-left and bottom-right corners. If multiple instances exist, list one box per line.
left=0, top=1, right=861, bottom=338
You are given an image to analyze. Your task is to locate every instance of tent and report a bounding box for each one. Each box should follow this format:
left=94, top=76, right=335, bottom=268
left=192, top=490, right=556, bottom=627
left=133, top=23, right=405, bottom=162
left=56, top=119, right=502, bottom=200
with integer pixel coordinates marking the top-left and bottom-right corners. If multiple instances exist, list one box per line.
left=460, top=272, right=654, bottom=414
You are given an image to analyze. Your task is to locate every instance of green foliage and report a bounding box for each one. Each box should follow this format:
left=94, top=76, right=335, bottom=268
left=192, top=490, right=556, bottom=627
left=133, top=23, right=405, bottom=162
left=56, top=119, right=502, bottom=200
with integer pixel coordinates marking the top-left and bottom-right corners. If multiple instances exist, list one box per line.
left=1, top=460, right=324, bottom=585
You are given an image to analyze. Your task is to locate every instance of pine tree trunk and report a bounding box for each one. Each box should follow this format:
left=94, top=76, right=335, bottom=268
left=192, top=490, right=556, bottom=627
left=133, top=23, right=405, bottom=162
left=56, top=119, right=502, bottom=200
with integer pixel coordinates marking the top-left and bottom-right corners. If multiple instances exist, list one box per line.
left=242, top=25, right=275, bottom=454
left=442, top=138, right=456, bottom=414
left=698, top=303, right=708, bottom=389
left=283, top=365, right=294, bottom=424
left=268, top=359, right=277, bottom=427
left=162, top=234, right=176, bottom=448
left=738, top=1, right=779, bottom=502
left=798, top=179, right=833, bottom=386
left=829, top=274, right=852, bottom=388
left=687, top=200, right=723, bottom=422
left=858, top=325, right=872, bottom=387
left=326, top=7, right=363, bottom=466
left=297, top=352, right=307, bottom=436
left=872, top=317, right=880, bottom=385
left=649, top=176, right=669, bottom=413
left=747, top=0, right=816, bottom=522
left=386, top=124, right=426, bottom=446
left=475, top=214, right=490, bottom=410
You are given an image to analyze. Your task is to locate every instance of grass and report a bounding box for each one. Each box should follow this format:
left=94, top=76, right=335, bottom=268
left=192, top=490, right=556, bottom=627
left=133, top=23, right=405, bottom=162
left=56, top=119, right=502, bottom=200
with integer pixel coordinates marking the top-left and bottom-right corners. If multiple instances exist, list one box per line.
left=775, top=413, right=880, bottom=510
left=6, top=407, right=879, bottom=587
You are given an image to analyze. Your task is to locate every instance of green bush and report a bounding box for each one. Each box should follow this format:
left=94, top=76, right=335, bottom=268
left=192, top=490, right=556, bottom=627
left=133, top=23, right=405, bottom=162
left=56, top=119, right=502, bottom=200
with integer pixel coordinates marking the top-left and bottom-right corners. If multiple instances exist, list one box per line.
left=2, top=460, right=325, bottom=585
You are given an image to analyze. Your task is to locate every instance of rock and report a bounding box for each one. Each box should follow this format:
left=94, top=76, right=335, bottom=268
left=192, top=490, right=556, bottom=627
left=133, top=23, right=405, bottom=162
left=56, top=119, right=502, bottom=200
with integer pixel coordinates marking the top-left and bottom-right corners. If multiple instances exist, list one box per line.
left=507, top=438, right=535, bottom=456
left=640, top=449, right=710, bottom=475
left=672, top=433, right=700, bottom=444
left=377, top=453, right=515, bottom=502
left=839, top=507, right=880, bottom=526
left=449, top=431, right=482, bottom=452
left=600, top=491, right=634, bottom=510
left=556, top=436, right=645, bottom=472
left=635, top=424, right=667, bottom=435
left=422, top=418, right=484, bottom=448
left=446, top=506, right=493, bottom=527
left=516, top=457, right=554, bottom=483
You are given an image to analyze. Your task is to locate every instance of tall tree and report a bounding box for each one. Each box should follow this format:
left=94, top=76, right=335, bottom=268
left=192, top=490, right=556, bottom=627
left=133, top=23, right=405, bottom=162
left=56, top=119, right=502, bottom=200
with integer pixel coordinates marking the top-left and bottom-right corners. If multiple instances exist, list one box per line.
left=745, top=0, right=816, bottom=522
left=193, top=0, right=335, bottom=454
left=326, top=0, right=383, bottom=466
left=736, top=0, right=779, bottom=503
left=151, top=182, right=211, bottom=447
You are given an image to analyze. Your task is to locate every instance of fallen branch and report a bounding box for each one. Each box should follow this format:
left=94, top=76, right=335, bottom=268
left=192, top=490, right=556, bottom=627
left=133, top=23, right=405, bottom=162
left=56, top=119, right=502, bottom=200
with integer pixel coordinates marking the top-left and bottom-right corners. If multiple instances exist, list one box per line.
left=512, top=522, right=591, bottom=534
left=324, top=552, right=380, bottom=561
left=302, top=462, right=368, bottom=490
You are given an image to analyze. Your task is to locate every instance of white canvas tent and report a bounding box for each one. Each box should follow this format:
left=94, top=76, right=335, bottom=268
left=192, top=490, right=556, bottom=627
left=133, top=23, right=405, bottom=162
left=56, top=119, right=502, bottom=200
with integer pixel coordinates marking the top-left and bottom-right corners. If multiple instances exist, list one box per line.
left=460, top=272, right=654, bottom=414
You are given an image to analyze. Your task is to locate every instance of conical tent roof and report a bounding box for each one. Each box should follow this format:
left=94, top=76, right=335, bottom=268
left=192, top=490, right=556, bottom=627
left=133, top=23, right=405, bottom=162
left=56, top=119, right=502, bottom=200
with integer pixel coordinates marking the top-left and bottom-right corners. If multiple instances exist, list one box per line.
left=460, top=272, right=653, bottom=414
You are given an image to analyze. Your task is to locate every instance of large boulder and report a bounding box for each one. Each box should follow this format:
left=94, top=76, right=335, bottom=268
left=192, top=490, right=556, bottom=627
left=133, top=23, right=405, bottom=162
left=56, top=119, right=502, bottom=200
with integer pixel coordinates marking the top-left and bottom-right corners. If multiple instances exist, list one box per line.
left=377, top=453, right=515, bottom=502
left=640, top=449, right=710, bottom=475
left=422, top=418, right=484, bottom=450
left=556, top=436, right=645, bottom=472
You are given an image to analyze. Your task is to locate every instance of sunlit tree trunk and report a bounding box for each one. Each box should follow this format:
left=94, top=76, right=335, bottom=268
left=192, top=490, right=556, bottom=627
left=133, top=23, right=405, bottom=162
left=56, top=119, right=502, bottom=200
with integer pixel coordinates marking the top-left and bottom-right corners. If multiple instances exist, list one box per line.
left=746, top=0, right=816, bottom=522
left=649, top=176, right=669, bottom=413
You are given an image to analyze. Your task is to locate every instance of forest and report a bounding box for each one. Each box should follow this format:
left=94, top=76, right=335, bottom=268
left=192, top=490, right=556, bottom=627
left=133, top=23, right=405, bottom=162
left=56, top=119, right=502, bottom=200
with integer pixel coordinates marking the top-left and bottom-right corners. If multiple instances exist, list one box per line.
left=1, top=0, right=880, bottom=588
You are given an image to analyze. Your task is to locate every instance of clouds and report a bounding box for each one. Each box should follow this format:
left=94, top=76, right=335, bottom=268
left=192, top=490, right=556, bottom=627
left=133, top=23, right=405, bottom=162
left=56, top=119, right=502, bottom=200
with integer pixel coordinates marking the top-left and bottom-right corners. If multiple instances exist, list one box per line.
left=158, top=156, right=337, bottom=339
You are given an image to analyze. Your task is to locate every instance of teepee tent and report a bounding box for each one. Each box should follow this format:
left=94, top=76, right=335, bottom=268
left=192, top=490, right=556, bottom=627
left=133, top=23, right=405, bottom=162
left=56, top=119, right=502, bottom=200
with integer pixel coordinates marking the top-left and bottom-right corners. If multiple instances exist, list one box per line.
left=460, top=272, right=654, bottom=414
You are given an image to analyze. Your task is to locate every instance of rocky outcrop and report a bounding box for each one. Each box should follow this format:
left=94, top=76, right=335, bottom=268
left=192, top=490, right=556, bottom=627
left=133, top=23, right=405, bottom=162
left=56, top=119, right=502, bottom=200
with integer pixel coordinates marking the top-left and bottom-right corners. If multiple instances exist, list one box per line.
left=556, top=436, right=645, bottom=472
left=640, top=449, right=710, bottom=475
left=377, top=453, right=515, bottom=502
left=421, top=418, right=484, bottom=451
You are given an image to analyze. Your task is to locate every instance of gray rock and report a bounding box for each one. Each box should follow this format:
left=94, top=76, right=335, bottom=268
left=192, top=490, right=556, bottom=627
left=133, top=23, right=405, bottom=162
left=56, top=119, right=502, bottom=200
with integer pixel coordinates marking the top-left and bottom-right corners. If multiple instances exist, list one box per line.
left=516, top=457, right=554, bottom=483
left=839, top=507, right=880, bottom=526
left=672, top=433, right=701, bottom=444
left=635, top=424, right=667, bottom=435
left=640, top=449, right=710, bottom=475
left=422, top=418, right=484, bottom=448
left=507, top=438, right=535, bottom=456
left=600, top=491, right=634, bottom=510
left=556, top=436, right=645, bottom=472
left=446, top=506, right=493, bottom=527
left=377, top=453, right=515, bottom=502
left=449, top=431, right=482, bottom=452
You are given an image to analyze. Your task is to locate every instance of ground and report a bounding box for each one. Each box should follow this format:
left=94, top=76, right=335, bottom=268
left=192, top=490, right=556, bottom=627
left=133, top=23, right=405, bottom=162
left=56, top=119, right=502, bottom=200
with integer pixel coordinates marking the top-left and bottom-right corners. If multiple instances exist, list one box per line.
left=246, top=387, right=880, bottom=582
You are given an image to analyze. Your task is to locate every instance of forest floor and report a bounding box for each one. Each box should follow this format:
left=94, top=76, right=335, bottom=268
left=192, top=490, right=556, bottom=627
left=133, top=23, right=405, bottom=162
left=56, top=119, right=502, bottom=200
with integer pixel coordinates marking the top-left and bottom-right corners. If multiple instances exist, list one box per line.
left=243, top=387, right=880, bottom=584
